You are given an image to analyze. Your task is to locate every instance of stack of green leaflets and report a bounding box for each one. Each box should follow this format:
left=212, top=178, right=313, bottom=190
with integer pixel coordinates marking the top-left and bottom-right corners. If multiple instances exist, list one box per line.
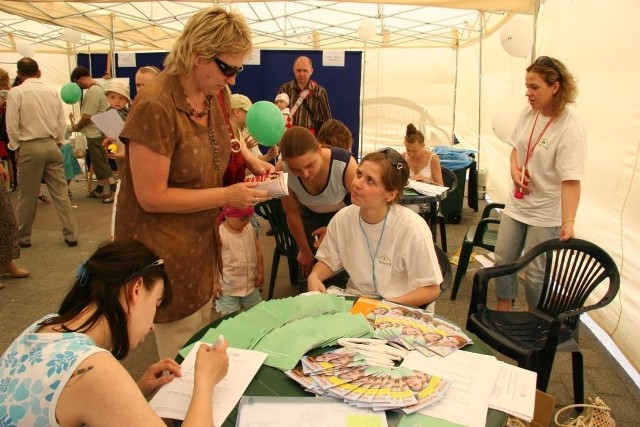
left=179, top=294, right=374, bottom=370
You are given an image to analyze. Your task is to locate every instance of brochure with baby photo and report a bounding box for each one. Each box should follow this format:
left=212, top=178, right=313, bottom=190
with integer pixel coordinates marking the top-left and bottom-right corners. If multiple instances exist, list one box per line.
left=288, top=348, right=450, bottom=413
left=245, top=171, right=289, bottom=197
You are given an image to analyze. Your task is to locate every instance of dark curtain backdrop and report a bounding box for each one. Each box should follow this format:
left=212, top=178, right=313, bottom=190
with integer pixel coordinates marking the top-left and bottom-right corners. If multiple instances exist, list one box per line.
left=77, top=50, right=362, bottom=155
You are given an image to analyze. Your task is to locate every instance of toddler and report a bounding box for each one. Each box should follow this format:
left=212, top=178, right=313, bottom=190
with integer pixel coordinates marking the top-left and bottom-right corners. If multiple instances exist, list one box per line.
left=275, top=93, right=290, bottom=124
left=214, top=206, right=264, bottom=314
left=102, top=80, right=130, bottom=204
left=105, top=79, right=131, bottom=121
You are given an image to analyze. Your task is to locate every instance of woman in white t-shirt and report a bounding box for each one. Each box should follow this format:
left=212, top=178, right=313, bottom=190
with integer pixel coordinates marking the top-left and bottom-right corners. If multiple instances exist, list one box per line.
left=307, top=148, right=443, bottom=309
left=494, top=56, right=585, bottom=311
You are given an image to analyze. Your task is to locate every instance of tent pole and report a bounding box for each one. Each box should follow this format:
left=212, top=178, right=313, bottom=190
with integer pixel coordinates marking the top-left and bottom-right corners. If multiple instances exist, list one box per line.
left=109, top=13, right=116, bottom=78
left=359, top=41, right=367, bottom=160
left=477, top=12, right=485, bottom=169
left=451, top=29, right=459, bottom=146
left=532, top=0, right=540, bottom=58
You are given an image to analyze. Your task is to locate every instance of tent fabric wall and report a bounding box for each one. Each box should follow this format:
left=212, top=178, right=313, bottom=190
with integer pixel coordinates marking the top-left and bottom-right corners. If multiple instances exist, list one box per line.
left=536, top=0, right=640, bottom=374
left=449, top=1, right=640, bottom=371
left=360, top=1, right=640, bottom=372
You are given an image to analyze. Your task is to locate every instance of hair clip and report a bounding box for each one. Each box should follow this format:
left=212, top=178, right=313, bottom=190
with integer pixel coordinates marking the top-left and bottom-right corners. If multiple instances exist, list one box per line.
left=396, top=163, right=403, bottom=170
left=76, top=260, right=90, bottom=287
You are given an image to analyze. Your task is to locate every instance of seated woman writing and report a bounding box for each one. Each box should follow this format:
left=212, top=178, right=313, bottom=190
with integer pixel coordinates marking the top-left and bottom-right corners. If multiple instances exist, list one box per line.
left=0, top=240, right=229, bottom=426
left=307, top=148, right=443, bottom=309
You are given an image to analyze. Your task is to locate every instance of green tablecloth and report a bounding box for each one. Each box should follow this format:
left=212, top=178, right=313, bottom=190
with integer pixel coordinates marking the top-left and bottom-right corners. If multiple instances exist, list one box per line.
left=178, top=306, right=507, bottom=427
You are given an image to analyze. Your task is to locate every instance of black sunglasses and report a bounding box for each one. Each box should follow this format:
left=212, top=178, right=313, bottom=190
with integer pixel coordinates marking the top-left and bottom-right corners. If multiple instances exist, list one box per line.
left=377, top=147, right=405, bottom=171
left=213, top=57, right=243, bottom=78
left=535, top=56, right=562, bottom=81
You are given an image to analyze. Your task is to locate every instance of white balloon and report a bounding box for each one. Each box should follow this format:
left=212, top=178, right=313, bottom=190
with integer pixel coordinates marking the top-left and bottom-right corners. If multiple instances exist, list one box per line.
left=500, top=19, right=533, bottom=58
left=492, top=110, right=518, bottom=143
left=358, top=18, right=376, bottom=42
left=63, top=28, right=82, bottom=43
left=15, top=39, right=36, bottom=58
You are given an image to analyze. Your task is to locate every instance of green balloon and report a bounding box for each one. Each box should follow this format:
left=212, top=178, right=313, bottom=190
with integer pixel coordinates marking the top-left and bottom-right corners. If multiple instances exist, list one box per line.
left=246, top=101, right=286, bottom=147
left=61, top=83, right=82, bottom=105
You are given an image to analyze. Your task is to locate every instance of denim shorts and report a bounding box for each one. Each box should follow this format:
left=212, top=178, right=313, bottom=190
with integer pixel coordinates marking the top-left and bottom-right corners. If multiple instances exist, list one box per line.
left=215, top=288, right=263, bottom=315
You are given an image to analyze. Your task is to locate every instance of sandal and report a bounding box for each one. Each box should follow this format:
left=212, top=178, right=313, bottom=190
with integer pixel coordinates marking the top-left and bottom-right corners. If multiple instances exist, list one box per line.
left=88, top=190, right=105, bottom=199
left=38, top=194, right=52, bottom=204
left=1, top=267, right=30, bottom=278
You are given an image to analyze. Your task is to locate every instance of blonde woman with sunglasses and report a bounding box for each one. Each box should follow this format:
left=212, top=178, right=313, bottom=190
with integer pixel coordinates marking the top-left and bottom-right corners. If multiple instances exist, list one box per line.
left=114, top=7, right=273, bottom=359
left=307, top=148, right=443, bottom=309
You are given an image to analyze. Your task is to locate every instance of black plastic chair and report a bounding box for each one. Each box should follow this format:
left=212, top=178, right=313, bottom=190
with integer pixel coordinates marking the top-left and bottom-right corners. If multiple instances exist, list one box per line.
left=466, top=238, right=620, bottom=405
left=435, top=167, right=458, bottom=252
left=418, top=245, right=451, bottom=310
left=450, top=202, right=504, bottom=300
left=434, top=245, right=452, bottom=293
left=254, top=199, right=300, bottom=300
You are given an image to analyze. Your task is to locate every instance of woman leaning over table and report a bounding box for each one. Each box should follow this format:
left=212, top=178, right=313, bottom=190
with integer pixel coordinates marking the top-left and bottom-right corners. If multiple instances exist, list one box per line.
left=307, top=148, right=443, bottom=310
left=0, top=240, right=229, bottom=426
left=277, top=126, right=357, bottom=277
left=114, top=6, right=272, bottom=360
left=494, top=56, right=585, bottom=312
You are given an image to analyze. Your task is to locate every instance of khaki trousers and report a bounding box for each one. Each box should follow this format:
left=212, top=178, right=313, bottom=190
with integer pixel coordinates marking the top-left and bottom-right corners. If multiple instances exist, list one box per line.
left=153, top=300, right=212, bottom=360
left=16, top=138, right=78, bottom=244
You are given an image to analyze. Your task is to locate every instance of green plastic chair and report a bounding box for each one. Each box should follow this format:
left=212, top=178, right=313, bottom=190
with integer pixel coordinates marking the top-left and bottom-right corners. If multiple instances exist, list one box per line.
left=450, top=202, right=504, bottom=300
left=254, top=199, right=300, bottom=300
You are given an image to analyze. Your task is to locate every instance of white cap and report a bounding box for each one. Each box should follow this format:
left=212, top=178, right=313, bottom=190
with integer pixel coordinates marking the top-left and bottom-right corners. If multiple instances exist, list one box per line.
left=104, top=80, right=131, bottom=103
left=275, top=93, right=289, bottom=106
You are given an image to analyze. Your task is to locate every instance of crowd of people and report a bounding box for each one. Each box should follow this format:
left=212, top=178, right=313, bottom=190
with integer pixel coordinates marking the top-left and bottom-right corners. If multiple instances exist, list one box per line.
left=0, top=4, right=584, bottom=425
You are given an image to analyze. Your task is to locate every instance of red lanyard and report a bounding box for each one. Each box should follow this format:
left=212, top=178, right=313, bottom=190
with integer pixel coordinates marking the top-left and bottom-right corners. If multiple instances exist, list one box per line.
left=524, top=111, right=553, bottom=168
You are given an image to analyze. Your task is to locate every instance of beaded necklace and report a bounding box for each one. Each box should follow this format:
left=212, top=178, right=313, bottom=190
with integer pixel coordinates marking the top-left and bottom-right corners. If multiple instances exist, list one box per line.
left=185, top=94, right=213, bottom=118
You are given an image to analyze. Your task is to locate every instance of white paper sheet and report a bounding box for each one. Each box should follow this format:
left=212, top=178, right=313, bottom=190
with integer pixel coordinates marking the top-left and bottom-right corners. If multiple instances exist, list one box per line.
left=149, top=342, right=267, bottom=426
left=475, top=254, right=495, bottom=268
left=401, top=350, right=498, bottom=427
left=489, top=362, right=537, bottom=421
left=90, top=108, right=124, bottom=140
left=406, top=179, right=449, bottom=196
left=401, top=350, right=537, bottom=425
left=237, top=396, right=388, bottom=427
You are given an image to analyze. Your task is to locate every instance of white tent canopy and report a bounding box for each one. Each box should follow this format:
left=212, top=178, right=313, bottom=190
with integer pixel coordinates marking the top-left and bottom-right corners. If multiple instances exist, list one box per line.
left=0, top=1, right=533, bottom=53
left=1, top=0, right=639, bottom=376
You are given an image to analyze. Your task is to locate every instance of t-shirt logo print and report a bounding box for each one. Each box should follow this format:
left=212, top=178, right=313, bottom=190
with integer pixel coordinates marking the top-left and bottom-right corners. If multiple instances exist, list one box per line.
left=377, top=255, right=392, bottom=267
left=539, top=138, right=550, bottom=149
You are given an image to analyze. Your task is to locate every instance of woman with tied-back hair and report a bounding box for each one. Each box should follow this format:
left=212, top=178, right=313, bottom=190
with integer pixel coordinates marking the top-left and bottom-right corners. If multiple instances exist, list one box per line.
left=494, top=56, right=585, bottom=312
left=402, top=123, right=443, bottom=186
left=276, top=126, right=357, bottom=277
left=307, top=148, right=442, bottom=310
left=114, top=6, right=272, bottom=360
left=0, top=239, right=230, bottom=426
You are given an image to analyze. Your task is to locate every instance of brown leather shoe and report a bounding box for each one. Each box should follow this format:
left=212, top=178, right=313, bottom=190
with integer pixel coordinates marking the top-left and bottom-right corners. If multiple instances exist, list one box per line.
left=6, top=267, right=30, bottom=278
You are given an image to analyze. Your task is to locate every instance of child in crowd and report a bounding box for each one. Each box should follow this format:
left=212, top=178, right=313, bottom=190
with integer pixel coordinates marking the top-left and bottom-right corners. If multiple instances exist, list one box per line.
left=214, top=206, right=264, bottom=315
left=230, top=94, right=279, bottom=163
left=105, top=79, right=131, bottom=121
left=275, top=93, right=290, bottom=123
left=102, top=80, right=130, bottom=203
